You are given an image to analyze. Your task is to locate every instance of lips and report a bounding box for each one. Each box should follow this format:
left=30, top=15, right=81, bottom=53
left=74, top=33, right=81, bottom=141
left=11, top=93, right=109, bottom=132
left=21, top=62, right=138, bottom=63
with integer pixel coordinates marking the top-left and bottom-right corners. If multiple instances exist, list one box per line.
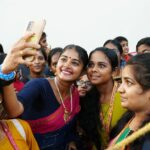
left=79, top=89, right=87, bottom=93
left=61, top=69, right=73, bottom=75
left=89, top=75, right=100, bottom=80
left=33, top=65, right=42, bottom=69
left=120, top=96, right=127, bottom=102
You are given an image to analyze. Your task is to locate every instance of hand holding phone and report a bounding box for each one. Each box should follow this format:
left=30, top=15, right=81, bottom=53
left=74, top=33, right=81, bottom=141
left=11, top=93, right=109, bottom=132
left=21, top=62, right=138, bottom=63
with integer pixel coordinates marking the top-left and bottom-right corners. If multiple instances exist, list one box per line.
left=24, top=19, right=46, bottom=61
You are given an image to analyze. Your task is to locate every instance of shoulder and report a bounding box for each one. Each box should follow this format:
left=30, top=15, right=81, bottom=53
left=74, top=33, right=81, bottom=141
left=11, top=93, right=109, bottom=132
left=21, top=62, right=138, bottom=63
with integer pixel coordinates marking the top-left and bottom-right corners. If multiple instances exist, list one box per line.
left=22, top=78, right=52, bottom=91
left=25, top=78, right=49, bottom=86
left=15, top=119, right=30, bottom=128
left=5, top=119, right=30, bottom=132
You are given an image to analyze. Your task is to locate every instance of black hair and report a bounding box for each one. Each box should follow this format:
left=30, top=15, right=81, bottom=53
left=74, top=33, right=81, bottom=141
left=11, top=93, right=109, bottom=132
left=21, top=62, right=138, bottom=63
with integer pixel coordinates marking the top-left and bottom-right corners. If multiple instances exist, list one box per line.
left=0, top=53, right=6, bottom=64
left=126, top=53, right=150, bottom=91
left=114, top=36, right=128, bottom=43
left=103, top=39, right=123, bottom=55
left=110, top=53, right=150, bottom=149
left=40, top=32, right=46, bottom=40
left=0, top=44, right=4, bottom=53
left=47, top=47, right=63, bottom=66
left=78, top=86, right=101, bottom=150
left=62, top=44, right=88, bottom=70
left=88, top=47, right=118, bottom=71
left=0, top=54, right=6, bottom=88
left=136, top=37, right=150, bottom=52
left=37, top=47, right=47, bottom=61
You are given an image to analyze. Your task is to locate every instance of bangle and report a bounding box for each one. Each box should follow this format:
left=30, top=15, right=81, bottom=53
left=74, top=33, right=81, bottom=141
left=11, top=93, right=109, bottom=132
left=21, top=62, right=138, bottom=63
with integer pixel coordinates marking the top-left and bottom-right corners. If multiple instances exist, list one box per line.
left=0, top=65, right=16, bottom=81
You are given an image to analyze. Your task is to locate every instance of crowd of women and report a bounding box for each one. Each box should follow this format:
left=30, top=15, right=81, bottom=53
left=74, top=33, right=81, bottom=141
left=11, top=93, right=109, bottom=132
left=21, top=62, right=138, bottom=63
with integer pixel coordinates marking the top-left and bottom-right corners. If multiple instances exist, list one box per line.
left=0, top=32, right=150, bottom=150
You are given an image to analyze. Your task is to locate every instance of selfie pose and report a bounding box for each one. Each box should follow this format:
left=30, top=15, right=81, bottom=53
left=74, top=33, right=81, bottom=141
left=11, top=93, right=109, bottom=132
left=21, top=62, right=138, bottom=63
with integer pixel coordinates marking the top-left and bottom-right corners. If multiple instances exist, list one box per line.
left=0, top=33, right=40, bottom=150
left=2, top=41, right=88, bottom=150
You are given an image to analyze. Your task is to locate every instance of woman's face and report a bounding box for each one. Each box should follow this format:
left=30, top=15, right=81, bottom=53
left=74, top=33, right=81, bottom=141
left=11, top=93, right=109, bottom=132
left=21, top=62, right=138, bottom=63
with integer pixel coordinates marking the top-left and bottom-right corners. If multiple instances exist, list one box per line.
left=39, top=37, right=48, bottom=49
left=29, top=51, right=46, bottom=74
left=137, top=44, right=150, bottom=54
left=121, top=40, right=129, bottom=56
left=118, top=65, right=150, bottom=112
left=77, top=74, right=92, bottom=97
left=104, top=42, right=121, bottom=66
left=50, top=52, right=61, bottom=74
left=87, top=51, right=113, bottom=85
left=56, top=48, right=84, bottom=82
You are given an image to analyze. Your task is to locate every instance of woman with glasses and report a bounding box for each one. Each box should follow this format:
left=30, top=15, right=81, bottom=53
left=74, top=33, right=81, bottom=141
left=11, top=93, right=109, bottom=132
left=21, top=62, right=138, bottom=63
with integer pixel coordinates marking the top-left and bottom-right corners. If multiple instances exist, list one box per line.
left=76, top=72, right=92, bottom=97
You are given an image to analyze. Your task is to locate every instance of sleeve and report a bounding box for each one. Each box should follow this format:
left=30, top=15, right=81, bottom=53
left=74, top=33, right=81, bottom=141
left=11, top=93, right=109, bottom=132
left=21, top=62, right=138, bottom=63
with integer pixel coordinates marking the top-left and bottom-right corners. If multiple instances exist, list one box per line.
left=17, top=79, right=42, bottom=110
left=19, top=119, right=40, bottom=150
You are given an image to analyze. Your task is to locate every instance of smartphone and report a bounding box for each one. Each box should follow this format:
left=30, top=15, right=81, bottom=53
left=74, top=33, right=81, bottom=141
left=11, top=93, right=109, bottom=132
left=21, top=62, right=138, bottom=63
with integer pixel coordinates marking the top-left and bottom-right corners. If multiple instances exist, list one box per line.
left=24, top=19, right=46, bottom=61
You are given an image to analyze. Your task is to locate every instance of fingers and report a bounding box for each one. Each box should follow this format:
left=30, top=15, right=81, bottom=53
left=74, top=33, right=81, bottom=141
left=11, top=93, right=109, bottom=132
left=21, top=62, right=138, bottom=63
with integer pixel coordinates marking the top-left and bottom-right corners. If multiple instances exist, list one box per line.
left=24, top=42, right=40, bottom=49
left=15, top=32, right=34, bottom=45
left=15, top=40, right=40, bottom=51
left=2, top=32, right=41, bottom=74
left=24, top=60, right=33, bottom=67
left=12, top=32, right=40, bottom=52
left=21, top=48, right=37, bottom=57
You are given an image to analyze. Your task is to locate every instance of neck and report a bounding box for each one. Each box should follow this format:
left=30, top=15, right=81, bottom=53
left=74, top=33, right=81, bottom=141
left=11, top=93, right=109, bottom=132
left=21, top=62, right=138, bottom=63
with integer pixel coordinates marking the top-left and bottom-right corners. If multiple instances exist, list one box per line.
left=96, top=79, right=114, bottom=103
left=129, top=111, right=149, bottom=131
left=55, top=77, right=73, bottom=98
left=30, top=72, right=44, bottom=79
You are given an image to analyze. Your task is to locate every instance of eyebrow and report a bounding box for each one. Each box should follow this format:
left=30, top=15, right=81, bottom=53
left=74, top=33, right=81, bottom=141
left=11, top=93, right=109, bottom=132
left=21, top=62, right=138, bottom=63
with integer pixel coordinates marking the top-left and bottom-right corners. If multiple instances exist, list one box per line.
left=61, top=55, right=81, bottom=63
left=123, top=76, right=135, bottom=82
left=142, top=49, right=150, bottom=52
left=89, top=60, right=109, bottom=65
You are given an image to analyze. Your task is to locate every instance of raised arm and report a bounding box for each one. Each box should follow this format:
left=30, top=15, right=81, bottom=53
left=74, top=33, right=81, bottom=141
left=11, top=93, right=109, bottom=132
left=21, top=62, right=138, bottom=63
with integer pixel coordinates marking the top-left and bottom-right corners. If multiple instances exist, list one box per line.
left=1, top=32, right=40, bottom=117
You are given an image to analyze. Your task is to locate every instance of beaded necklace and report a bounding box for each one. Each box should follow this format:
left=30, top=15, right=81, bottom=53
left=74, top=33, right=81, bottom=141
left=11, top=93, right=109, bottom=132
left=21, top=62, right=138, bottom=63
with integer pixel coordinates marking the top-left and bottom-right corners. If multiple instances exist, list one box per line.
left=54, top=77, right=73, bottom=122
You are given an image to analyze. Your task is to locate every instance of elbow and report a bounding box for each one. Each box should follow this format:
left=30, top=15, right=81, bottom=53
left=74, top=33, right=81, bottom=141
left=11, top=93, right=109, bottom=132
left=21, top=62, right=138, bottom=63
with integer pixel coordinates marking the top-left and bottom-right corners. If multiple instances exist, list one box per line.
left=7, top=102, right=24, bottom=118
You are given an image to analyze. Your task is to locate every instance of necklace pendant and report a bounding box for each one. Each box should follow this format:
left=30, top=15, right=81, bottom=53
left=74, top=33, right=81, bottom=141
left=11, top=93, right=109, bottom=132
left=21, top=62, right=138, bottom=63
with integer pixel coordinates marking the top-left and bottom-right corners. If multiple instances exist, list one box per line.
left=64, top=109, right=70, bottom=122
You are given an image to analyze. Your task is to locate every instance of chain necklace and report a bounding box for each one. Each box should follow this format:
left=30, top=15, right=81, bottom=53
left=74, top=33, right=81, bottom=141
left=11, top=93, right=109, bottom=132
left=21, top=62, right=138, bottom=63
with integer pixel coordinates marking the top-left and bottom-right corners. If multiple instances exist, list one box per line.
left=100, top=81, right=119, bottom=134
left=54, top=77, right=73, bottom=122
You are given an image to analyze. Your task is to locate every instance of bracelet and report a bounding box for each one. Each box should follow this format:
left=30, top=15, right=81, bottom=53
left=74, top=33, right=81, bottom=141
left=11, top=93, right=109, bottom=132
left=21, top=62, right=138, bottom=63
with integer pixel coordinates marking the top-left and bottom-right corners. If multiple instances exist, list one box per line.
left=0, top=65, right=16, bottom=81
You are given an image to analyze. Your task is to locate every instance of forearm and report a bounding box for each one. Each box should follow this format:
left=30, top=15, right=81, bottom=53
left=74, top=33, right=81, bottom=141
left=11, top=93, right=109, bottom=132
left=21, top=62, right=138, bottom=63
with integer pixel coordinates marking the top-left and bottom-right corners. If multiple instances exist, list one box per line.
left=2, top=84, right=24, bottom=118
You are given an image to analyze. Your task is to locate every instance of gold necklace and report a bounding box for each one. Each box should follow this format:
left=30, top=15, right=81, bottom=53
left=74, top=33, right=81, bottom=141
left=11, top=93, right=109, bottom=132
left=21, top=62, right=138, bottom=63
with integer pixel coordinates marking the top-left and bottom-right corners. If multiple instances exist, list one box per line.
left=54, top=77, right=73, bottom=122
left=100, top=81, right=119, bottom=134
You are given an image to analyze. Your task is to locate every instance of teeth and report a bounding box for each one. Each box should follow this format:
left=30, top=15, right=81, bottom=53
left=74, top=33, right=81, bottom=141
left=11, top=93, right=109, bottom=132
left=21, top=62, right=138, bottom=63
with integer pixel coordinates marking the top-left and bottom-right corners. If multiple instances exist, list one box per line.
left=62, top=70, right=71, bottom=75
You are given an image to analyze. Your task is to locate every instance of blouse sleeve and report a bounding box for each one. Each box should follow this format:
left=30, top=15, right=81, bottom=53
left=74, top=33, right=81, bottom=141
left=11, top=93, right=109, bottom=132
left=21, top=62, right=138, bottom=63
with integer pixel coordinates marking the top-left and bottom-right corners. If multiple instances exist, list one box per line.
left=17, top=79, right=42, bottom=106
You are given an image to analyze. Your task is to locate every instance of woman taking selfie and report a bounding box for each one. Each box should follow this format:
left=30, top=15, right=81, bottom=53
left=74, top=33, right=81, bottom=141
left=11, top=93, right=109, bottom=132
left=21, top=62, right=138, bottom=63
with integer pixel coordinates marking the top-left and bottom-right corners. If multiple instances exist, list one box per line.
left=0, top=33, right=40, bottom=150
left=2, top=41, right=88, bottom=150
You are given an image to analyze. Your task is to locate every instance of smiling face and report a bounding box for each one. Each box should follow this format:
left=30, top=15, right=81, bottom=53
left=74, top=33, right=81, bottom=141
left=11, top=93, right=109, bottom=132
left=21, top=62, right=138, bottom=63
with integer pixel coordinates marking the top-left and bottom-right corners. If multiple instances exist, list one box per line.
left=29, top=50, right=46, bottom=74
left=56, top=48, right=84, bottom=82
left=87, top=51, right=113, bottom=85
left=118, top=65, right=150, bottom=112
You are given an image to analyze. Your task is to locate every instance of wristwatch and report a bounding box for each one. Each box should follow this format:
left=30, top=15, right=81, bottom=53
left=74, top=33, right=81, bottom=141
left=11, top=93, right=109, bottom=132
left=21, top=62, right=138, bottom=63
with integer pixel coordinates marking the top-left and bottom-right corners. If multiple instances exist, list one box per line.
left=0, top=65, right=16, bottom=81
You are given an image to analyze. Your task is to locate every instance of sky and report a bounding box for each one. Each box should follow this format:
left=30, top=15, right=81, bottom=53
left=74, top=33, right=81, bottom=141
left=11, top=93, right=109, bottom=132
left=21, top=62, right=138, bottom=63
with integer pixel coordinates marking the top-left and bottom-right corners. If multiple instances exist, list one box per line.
left=0, top=0, right=150, bottom=53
